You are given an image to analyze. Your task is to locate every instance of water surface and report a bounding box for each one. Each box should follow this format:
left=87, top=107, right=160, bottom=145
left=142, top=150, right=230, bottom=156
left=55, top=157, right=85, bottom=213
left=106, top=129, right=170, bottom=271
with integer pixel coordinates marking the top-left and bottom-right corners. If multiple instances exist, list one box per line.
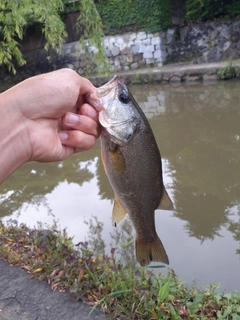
left=1, top=80, right=240, bottom=292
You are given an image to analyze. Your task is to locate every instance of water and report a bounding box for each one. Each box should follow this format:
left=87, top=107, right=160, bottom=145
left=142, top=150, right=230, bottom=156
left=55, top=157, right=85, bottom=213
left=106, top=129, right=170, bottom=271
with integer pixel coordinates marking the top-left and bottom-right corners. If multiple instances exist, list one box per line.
left=1, top=80, right=240, bottom=292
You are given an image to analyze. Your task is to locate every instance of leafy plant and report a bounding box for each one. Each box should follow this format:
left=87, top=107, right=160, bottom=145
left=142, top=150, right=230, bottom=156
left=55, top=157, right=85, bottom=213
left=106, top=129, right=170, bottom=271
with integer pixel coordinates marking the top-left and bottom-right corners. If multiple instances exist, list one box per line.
left=217, top=61, right=237, bottom=80
left=0, top=0, right=109, bottom=75
left=1, top=219, right=240, bottom=319
left=0, top=0, right=66, bottom=74
left=95, top=0, right=172, bottom=34
left=185, top=0, right=240, bottom=21
left=225, top=1, right=240, bottom=19
left=76, top=0, right=110, bottom=75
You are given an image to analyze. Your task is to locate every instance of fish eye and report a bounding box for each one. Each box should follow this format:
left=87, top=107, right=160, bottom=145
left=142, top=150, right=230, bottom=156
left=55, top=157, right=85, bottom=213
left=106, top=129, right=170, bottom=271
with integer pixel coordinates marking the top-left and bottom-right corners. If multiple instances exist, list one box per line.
left=119, top=92, right=129, bottom=104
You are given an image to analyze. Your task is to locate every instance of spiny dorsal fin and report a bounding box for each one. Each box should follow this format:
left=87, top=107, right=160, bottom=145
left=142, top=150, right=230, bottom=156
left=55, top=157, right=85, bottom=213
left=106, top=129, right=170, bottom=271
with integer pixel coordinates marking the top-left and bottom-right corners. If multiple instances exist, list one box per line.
left=112, top=197, right=127, bottom=225
left=158, top=186, right=174, bottom=210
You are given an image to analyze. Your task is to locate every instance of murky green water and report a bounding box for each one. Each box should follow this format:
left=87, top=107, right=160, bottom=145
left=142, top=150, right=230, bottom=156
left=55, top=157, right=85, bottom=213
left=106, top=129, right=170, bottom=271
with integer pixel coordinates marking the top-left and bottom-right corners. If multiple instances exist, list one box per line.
left=1, top=80, right=240, bottom=292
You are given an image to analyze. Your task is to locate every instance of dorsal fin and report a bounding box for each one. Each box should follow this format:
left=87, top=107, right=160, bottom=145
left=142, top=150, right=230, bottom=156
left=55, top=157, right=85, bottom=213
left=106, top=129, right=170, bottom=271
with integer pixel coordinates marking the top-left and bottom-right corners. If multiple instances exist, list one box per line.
left=112, top=196, right=127, bottom=225
left=158, top=186, right=174, bottom=210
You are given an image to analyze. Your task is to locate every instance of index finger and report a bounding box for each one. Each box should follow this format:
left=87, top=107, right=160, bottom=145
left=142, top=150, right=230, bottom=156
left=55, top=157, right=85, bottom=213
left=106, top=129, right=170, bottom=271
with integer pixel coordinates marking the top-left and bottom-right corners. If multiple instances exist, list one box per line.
left=78, top=76, right=96, bottom=96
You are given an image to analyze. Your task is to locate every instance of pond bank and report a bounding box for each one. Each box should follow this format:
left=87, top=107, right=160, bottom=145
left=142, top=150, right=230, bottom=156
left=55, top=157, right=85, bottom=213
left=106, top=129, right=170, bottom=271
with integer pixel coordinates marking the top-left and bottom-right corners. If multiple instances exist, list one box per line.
left=0, top=221, right=240, bottom=320
left=0, top=259, right=105, bottom=320
left=1, top=60, right=239, bottom=91
left=0, top=222, right=106, bottom=320
left=89, top=60, right=240, bottom=86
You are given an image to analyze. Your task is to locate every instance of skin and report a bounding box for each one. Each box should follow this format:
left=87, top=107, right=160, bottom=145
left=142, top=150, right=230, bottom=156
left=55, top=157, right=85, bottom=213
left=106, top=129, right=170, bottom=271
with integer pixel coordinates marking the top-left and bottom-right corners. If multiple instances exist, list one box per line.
left=0, top=68, right=100, bottom=184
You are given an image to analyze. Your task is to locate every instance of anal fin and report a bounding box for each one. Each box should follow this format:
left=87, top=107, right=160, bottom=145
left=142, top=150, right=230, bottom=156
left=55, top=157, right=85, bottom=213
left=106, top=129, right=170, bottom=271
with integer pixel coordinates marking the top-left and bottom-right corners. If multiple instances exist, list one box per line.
left=158, top=186, right=174, bottom=210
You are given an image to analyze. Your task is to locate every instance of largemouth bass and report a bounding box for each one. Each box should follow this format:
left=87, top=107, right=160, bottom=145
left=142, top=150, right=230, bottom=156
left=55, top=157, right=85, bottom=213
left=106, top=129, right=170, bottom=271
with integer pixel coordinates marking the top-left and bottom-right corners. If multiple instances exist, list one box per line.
left=87, top=76, right=173, bottom=266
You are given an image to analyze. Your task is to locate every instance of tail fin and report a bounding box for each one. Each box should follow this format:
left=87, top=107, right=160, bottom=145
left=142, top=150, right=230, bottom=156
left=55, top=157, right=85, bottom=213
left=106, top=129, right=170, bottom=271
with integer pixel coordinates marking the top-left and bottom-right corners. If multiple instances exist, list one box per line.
left=136, top=236, right=169, bottom=267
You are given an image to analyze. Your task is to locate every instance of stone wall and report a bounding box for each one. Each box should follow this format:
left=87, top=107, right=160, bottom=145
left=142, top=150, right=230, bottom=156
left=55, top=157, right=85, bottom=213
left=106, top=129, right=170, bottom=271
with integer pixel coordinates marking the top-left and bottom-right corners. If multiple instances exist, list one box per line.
left=166, top=20, right=240, bottom=64
left=64, top=31, right=166, bottom=74
left=0, top=31, right=167, bottom=83
left=42, top=19, right=240, bottom=74
left=2, top=19, right=240, bottom=83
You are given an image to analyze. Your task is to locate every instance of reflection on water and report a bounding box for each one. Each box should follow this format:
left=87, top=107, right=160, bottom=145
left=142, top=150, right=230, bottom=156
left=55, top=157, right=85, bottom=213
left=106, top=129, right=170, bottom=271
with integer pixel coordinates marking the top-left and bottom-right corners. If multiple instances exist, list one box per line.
left=1, top=80, right=240, bottom=292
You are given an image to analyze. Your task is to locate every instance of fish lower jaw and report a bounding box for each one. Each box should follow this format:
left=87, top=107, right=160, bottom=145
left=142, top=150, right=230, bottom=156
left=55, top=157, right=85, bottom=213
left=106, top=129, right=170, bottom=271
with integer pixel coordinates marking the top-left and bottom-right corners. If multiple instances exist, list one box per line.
left=85, top=92, right=104, bottom=112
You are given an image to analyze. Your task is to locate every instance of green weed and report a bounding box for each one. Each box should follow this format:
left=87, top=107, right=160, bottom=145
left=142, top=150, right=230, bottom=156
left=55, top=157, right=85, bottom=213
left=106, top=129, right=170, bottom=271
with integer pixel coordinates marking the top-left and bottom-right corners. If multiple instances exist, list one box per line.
left=217, top=61, right=237, bottom=80
left=0, top=219, right=239, bottom=319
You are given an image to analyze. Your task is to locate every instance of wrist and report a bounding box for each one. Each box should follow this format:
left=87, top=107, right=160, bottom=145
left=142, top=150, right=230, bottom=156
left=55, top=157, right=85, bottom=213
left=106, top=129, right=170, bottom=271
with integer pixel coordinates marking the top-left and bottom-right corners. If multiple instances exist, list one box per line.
left=0, top=90, right=30, bottom=183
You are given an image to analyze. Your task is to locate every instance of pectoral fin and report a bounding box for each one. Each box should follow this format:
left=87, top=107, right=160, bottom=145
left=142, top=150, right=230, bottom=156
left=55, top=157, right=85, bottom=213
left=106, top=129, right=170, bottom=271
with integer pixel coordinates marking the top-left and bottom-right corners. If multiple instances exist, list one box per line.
left=109, top=147, right=126, bottom=174
left=158, top=186, right=174, bottom=210
left=112, top=197, right=127, bottom=226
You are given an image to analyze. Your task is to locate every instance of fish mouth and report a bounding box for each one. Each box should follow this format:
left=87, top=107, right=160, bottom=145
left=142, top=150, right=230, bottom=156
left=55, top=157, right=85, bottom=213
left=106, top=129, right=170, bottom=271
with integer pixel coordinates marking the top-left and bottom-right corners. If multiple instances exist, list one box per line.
left=97, top=75, right=119, bottom=97
left=86, top=75, right=119, bottom=111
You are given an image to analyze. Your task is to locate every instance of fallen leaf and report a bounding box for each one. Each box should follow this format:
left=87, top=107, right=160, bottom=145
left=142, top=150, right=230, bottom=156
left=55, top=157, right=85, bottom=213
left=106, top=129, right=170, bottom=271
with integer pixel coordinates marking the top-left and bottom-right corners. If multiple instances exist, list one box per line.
left=33, top=267, right=43, bottom=273
left=78, top=269, right=84, bottom=282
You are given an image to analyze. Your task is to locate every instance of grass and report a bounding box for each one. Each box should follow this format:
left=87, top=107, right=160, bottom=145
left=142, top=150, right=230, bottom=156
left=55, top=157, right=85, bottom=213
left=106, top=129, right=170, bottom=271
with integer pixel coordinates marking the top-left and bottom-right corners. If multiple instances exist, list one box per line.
left=0, top=219, right=240, bottom=319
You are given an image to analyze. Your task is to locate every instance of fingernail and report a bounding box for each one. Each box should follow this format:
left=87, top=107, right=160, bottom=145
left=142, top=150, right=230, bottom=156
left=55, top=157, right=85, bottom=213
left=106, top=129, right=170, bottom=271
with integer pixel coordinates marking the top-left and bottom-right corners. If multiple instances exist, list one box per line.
left=89, top=92, right=99, bottom=103
left=59, top=132, right=68, bottom=141
left=65, top=113, right=79, bottom=125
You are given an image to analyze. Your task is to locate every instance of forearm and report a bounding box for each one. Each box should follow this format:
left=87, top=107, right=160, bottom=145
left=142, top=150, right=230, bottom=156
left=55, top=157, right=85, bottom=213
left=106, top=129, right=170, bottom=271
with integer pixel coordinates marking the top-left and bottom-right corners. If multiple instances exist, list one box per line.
left=0, top=90, right=30, bottom=184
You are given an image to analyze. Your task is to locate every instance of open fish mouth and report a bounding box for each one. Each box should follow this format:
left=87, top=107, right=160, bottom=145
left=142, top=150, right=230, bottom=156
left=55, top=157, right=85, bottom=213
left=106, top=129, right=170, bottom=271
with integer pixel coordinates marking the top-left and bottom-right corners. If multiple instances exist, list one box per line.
left=96, top=75, right=119, bottom=97
left=86, top=75, right=119, bottom=111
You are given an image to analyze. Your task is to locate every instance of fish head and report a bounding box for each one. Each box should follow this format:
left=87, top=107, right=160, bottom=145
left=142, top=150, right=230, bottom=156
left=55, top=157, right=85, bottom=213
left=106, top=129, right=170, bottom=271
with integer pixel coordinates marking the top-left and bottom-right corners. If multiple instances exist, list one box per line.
left=89, top=76, right=140, bottom=145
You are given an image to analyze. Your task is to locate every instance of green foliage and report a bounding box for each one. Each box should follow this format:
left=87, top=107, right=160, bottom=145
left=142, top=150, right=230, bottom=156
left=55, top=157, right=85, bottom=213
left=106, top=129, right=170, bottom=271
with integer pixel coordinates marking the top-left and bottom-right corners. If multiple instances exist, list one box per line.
left=95, top=0, right=172, bottom=34
left=225, top=1, right=240, bottom=18
left=95, top=0, right=137, bottom=34
left=0, top=0, right=66, bottom=74
left=136, top=0, right=172, bottom=33
left=217, top=61, right=237, bottom=80
left=1, top=219, right=240, bottom=319
left=62, top=0, right=80, bottom=14
left=76, top=0, right=110, bottom=75
left=0, top=0, right=108, bottom=75
left=185, top=0, right=240, bottom=21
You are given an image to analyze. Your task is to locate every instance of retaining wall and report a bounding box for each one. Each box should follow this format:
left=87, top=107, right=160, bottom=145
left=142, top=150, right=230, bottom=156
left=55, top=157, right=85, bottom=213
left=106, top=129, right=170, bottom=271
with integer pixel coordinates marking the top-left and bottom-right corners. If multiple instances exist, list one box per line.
left=2, top=20, right=240, bottom=83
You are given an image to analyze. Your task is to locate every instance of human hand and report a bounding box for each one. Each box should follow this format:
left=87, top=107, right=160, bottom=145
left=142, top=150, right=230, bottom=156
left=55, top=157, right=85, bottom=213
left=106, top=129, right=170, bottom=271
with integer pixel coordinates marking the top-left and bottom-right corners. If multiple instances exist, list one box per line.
left=5, top=68, right=100, bottom=162
left=0, top=69, right=100, bottom=182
